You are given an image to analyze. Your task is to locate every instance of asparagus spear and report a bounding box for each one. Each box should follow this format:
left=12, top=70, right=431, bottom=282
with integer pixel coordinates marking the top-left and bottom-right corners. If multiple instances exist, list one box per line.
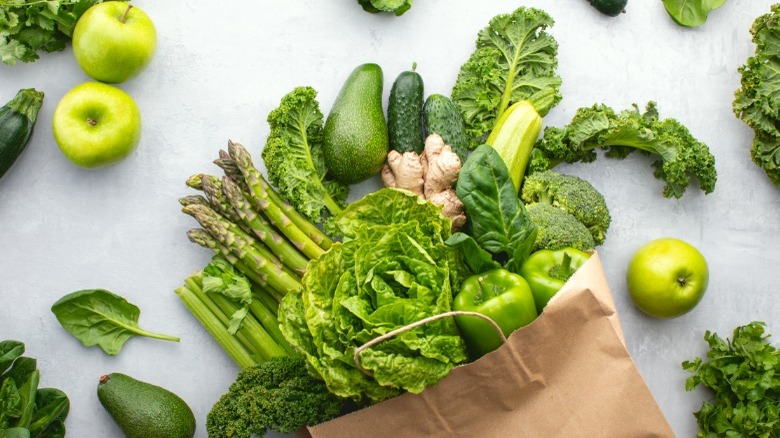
left=187, top=229, right=284, bottom=307
left=183, top=204, right=302, bottom=295
left=227, top=140, right=333, bottom=251
left=222, top=176, right=309, bottom=276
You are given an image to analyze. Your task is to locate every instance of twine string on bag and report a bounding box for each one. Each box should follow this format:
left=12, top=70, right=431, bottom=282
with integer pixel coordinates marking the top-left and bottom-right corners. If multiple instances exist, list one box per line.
left=353, top=311, right=507, bottom=377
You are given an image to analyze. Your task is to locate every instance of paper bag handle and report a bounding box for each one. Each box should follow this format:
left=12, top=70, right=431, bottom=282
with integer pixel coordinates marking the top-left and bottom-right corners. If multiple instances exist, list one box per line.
left=353, top=311, right=507, bottom=377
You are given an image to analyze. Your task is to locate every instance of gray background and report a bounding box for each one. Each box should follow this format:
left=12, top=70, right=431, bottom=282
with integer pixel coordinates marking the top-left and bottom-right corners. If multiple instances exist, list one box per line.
left=2, top=0, right=779, bottom=436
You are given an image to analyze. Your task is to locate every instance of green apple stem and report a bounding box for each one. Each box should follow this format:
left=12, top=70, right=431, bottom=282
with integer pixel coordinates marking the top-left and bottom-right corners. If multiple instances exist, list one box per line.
left=120, top=4, right=133, bottom=24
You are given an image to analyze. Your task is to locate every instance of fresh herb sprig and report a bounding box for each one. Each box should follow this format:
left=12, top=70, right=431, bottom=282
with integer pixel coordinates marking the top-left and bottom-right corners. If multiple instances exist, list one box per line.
left=0, top=0, right=125, bottom=65
left=683, top=321, right=780, bottom=437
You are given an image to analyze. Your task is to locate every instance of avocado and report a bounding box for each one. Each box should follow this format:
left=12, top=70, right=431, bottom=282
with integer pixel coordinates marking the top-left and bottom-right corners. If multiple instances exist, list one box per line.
left=323, top=63, right=388, bottom=184
left=97, top=373, right=196, bottom=438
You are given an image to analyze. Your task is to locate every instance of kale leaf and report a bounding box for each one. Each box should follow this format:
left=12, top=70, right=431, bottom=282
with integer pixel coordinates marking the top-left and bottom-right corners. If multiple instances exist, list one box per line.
left=531, top=102, right=717, bottom=199
left=733, top=4, right=780, bottom=187
left=451, top=7, right=561, bottom=148
left=262, top=86, right=348, bottom=224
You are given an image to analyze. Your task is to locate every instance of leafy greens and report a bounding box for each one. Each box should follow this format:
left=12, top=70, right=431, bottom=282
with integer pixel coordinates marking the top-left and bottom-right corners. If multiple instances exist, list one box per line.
left=450, top=144, right=537, bottom=274
left=0, top=0, right=125, bottom=65
left=357, top=0, right=412, bottom=16
left=279, top=189, right=468, bottom=402
left=51, top=289, right=180, bottom=355
left=0, top=341, right=70, bottom=438
left=531, top=102, right=717, bottom=199
left=683, top=322, right=780, bottom=437
left=262, top=86, right=348, bottom=224
left=451, top=7, right=561, bottom=148
left=733, top=4, right=780, bottom=187
left=202, top=256, right=253, bottom=335
left=662, top=0, right=727, bottom=28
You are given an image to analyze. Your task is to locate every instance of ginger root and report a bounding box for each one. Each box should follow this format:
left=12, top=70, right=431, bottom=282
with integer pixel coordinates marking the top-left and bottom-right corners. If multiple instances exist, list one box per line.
left=381, top=134, right=467, bottom=229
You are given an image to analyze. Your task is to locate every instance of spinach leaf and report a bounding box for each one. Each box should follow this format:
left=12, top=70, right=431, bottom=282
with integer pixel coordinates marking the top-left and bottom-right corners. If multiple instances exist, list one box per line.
left=2, top=358, right=36, bottom=389
left=662, top=0, right=727, bottom=27
left=28, top=389, right=69, bottom=438
left=456, top=145, right=537, bottom=273
left=0, top=342, right=24, bottom=375
left=446, top=232, right=501, bottom=274
left=0, top=378, right=22, bottom=426
left=51, top=289, right=180, bottom=355
left=16, top=369, right=39, bottom=428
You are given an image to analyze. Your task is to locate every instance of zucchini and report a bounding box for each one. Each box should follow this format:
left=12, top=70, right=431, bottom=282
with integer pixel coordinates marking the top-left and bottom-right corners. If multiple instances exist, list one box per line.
left=486, top=100, right=542, bottom=192
left=0, top=89, right=44, bottom=180
left=588, top=0, right=627, bottom=17
left=388, top=63, right=425, bottom=154
left=422, top=94, right=468, bottom=162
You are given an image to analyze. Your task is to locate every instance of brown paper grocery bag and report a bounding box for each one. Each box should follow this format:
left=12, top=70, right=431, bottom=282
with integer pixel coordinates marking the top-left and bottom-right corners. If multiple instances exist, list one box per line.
left=308, top=252, right=674, bottom=438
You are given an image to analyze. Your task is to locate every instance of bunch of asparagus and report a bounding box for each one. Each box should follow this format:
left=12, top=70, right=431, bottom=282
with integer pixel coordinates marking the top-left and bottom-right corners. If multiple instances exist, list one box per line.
left=176, top=140, right=332, bottom=368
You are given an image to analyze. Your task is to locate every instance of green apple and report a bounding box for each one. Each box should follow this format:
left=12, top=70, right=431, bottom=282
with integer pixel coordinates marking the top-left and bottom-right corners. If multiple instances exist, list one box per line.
left=626, top=237, right=709, bottom=318
left=52, top=82, right=141, bottom=168
left=73, top=2, right=157, bottom=84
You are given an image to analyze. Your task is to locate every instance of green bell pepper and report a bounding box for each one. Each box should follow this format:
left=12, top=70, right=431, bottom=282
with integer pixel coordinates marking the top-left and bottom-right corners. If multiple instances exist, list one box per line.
left=520, top=248, right=591, bottom=313
left=453, top=269, right=538, bottom=358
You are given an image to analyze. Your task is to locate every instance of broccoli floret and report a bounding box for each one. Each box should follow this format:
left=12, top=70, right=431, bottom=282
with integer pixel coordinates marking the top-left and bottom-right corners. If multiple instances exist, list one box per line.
left=521, top=171, right=611, bottom=245
left=526, top=203, right=595, bottom=252
left=207, top=357, right=347, bottom=438
left=529, top=102, right=717, bottom=199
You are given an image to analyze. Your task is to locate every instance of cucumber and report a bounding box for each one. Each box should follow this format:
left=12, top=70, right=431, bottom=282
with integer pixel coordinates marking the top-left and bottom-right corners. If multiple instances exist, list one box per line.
left=388, top=64, right=424, bottom=154
left=588, top=0, right=627, bottom=16
left=423, top=94, right=468, bottom=162
left=0, top=89, right=43, bottom=180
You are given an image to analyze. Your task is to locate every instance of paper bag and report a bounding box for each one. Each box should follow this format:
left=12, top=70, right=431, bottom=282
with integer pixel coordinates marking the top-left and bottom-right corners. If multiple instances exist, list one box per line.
left=307, top=252, right=674, bottom=438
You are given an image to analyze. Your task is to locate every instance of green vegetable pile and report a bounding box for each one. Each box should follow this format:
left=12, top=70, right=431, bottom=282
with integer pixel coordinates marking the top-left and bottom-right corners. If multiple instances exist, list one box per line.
left=0, top=340, right=69, bottom=438
left=280, top=189, right=468, bottom=402
left=734, top=3, right=780, bottom=187
left=683, top=322, right=780, bottom=437
left=207, top=357, right=348, bottom=438
left=177, top=141, right=329, bottom=369
left=531, top=102, right=717, bottom=199
left=0, top=0, right=126, bottom=65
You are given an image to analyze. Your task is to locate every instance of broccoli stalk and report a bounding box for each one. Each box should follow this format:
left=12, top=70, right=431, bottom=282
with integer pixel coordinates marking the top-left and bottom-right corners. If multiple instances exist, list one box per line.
left=530, top=102, right=717, bottom=199
left=207, top=357, right=349, bottom=438
left=521, top=171, right=611, bottom=246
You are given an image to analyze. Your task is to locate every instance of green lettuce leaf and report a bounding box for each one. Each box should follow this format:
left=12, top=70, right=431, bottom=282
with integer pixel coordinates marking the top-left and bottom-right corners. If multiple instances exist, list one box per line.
left=262, top=86, right=348, bottom=224
left=279, top=189, right=467, bottom=402
left=733, top=4, right=780, bottom=187
left=452, top=7, right=561, bottom=147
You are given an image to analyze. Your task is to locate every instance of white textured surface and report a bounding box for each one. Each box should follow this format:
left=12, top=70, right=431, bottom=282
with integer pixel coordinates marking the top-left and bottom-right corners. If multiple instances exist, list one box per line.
left=2, top=0, right=779, bottom=436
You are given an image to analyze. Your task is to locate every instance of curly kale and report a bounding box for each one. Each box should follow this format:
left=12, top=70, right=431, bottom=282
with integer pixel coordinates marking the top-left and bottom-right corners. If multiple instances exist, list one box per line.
left=206, top=357, right=347, bottom=438
left=525, top=203, right=595, bottom=252
left=262, top=87, right=348, bottom=224
left=451, top=7, right=561, bottom=148
left=521, top=171, right=610, bottom=245
left=733, top=4, right=780, bottom=187
left=531, top=102, right=717, bottom=199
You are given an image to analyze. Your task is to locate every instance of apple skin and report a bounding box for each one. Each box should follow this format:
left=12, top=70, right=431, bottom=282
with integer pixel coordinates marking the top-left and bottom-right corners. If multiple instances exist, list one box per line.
left=626, top=237, right=709, bottom=318
left=73, top=2, right=157, bottom=84
left=52, top=82, right=141, bottom=168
